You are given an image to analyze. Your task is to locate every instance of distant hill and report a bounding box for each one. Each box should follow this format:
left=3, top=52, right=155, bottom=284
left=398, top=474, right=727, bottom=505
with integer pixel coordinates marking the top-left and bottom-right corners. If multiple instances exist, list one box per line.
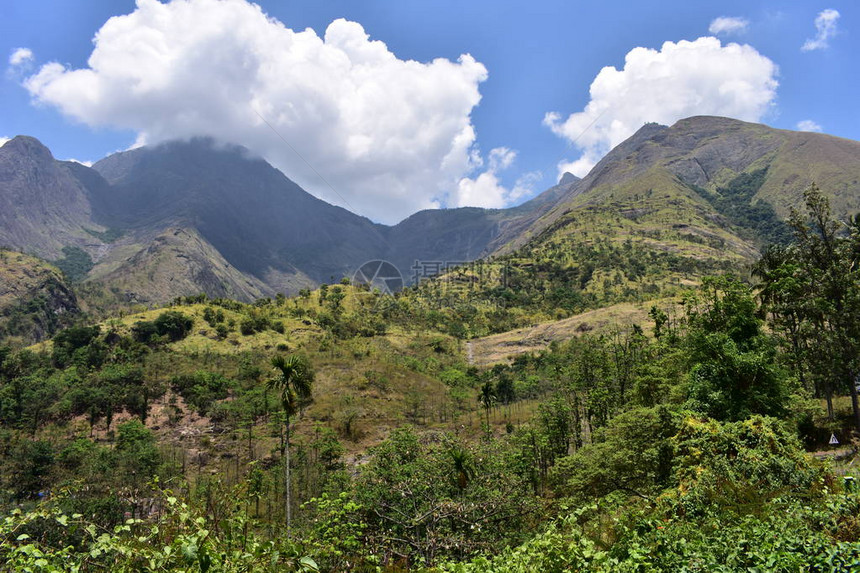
left=1, top=117, right=859, bottom=310
left=504, top=116, right=860, bottom=259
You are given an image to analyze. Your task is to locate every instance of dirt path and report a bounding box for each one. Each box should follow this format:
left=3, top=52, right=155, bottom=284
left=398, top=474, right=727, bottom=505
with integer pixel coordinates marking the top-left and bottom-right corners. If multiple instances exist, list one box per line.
left=810, top=447, right=855, bottom=460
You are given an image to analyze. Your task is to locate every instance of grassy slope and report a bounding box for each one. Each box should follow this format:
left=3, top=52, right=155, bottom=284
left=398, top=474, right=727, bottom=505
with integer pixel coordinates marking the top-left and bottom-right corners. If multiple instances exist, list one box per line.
left=31, top=286, right=485, bottom=477
left=758, top=130, right=860, bottom=217
left=468, top=300, right=656, bottom=367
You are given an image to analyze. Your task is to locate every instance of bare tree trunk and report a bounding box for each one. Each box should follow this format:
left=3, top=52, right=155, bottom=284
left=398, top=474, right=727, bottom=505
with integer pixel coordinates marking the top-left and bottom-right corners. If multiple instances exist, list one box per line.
left=285, top=421, right=291, bottom=534
left=849, top=375, right=860, bottom=434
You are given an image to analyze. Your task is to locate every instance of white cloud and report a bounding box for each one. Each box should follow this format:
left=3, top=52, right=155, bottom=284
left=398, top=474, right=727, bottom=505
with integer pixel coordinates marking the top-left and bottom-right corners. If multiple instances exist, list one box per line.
left=488, top=147, right=516, bottom=172
left=454, top=147, right=538, bottom=208
left=0, top=136, right=10, bottom=147
left=65, top=158, right=94, bottom=167
left=796, top=119, right=822, bottom=133
left=8, top=48, right=33, bottom=67
left=555, top=156, right=596, bottom=180
left=20, top=0, right=490, bottom=224
left=709, top=17, right=749, bottom=36
left=544, top=37, right=778, bottom=177
left=802, top=9, right=840, bottom=51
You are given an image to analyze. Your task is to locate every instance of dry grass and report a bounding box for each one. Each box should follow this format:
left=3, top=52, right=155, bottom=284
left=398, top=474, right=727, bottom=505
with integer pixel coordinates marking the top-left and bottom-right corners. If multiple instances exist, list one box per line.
left=469, top=300, right=658, bottom=367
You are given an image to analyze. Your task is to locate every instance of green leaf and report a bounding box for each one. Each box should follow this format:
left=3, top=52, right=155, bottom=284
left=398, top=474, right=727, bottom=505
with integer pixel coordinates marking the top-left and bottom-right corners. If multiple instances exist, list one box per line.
left=299, top=555, right=320, bottom=572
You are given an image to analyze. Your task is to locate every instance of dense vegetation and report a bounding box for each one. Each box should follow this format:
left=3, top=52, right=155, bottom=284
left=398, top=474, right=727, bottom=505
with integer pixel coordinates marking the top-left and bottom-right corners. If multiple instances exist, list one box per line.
left=0, top=185, right=859, bottom=570
left=692, top=168, right=793, bottom=248
left=52, top=246, right=95, bottom=283
left=0, top=249, right=80, bottom=346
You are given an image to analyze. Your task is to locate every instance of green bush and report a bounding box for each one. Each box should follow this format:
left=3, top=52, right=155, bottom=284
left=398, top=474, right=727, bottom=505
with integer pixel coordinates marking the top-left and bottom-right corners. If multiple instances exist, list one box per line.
left=132, top=311, right=193, bottom=345
left=170, top=371, right=231, bottom=414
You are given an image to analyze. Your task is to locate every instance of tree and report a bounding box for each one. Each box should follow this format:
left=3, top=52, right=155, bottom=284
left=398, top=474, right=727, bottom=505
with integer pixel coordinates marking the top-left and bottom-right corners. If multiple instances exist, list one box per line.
left=683, top=275, right=788, bottom=421
left=671, top=415, right=825, bottom=516
left=551, top=405, right=678, bottom=502
left=756, top=184, right=860, bottom=430
left=153, top=310, right=194, bottom=341
left=478, top=380, right=496, bottom=436
left=267, top=354, right=314, bottom=533
left=353, top=428, right=536, bottom=566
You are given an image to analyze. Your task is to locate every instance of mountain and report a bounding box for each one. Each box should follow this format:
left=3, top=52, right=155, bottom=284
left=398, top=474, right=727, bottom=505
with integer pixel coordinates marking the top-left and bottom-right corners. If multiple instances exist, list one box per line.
left=393, top=117, right=860, bottom=343
left=89, top=138, right=571, bottom=292
left=0, top=136, right=112, bottom=258
left=503, top=116, right=860, bottom=252
left=2, top=117, right=859, bottom=309
left=507, top=117, right=860, bottom=260
left=92, top=139, right=389, bottom=291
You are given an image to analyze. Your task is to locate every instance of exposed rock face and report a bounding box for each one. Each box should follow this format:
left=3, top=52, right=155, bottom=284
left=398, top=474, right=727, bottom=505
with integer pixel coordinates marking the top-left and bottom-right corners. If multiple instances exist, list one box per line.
left=2, top=117, right=860, bottom=308
left=0, top=136, right=109, bottom=258
left=0, top=250, right=80, bottom=345
left=89, top=227, right=279, bottom=305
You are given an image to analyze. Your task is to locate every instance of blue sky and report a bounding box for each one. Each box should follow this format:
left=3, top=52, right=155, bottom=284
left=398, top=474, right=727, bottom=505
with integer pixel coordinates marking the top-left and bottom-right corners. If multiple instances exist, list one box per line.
left=1, top=0, right=856, bottom=223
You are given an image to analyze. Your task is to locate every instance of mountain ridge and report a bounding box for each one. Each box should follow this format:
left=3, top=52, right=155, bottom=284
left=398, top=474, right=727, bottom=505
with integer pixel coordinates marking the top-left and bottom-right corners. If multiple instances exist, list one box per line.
left=2, top=116, right=860, bottom=308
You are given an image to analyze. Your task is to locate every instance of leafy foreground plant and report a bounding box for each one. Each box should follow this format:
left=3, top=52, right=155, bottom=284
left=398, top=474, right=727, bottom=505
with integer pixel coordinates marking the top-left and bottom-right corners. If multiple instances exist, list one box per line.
left=440, top=495, right=860, bottom=573
left=439, top=416, right=860, bottom=573
left=0, top=489, right=319, bottom=572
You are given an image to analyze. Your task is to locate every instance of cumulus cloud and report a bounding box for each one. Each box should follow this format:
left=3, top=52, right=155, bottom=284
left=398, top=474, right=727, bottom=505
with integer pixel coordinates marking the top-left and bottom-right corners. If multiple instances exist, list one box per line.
left=796, top=120, right=823, bottom=132
left=20, top=0, right=492, bottom=223
left=0, top=136, right=10, bottom=147
left=802, top=9, right=840, bottom=51
left=9, top=48, right=33, bottom=67
left=709, top=17, right=749, bottom=36
left=544, top=37, right=778, bottom=177
left=454, top=147, right=538, bottom=208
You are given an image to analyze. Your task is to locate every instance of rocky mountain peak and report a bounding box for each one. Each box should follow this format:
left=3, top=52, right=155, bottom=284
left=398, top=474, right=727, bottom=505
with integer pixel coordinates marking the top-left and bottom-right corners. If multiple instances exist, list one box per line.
left=559, top=172, right=580, bottom=186
left=0, top=135, right=55, bottom=162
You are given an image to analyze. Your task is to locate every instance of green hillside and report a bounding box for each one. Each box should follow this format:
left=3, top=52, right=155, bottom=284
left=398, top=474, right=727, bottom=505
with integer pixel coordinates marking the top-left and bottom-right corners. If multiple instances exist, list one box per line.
left=4, top=189, right=860, bottom=570
left=2, top=118, right=860, bottom=570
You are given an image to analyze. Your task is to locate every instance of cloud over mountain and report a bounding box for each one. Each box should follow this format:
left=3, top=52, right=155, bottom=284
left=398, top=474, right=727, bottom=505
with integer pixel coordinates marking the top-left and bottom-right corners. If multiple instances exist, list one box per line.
left=454, top=147, right=538, bottom=208
left=544, top=37, right=778, bottom=178
left=21, top=0, right=492, bottom=223
left=796, top=120, right=823, bottom=133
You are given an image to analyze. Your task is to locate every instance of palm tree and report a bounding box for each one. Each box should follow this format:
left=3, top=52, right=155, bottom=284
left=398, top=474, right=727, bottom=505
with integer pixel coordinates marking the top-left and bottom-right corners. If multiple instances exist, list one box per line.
left=268, top=354, right=314, bottom=533
left=478, top=380, right=496, bottom=438
left=448, top=445, right=475, bottom=492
